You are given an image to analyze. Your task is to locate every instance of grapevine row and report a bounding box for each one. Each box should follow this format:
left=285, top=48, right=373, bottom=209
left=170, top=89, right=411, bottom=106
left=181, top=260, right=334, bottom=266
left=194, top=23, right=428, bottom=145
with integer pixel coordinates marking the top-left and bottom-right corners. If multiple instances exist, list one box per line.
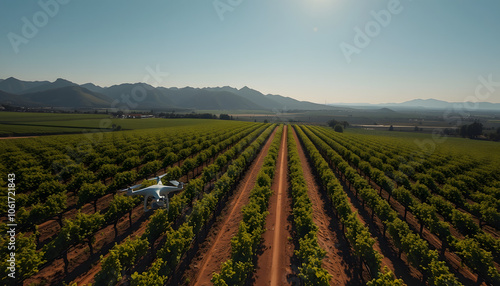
left=212, top=125, right=283, bottom=285
left=286, top=127, right=332, bottom=285
left=129, top=124, right=277, bottom=285
left=310, top=126, right=500, bottom=284
left=298, top=125, right=461, bottom=285
left=294, top=125, right=387, bottom=281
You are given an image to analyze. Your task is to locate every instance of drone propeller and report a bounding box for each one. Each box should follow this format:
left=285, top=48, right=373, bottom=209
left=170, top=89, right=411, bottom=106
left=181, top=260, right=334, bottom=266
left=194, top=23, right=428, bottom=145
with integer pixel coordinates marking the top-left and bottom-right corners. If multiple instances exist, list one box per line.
left=148, top=173, right=168, bottom=184
left=169, top=180, right=183, bottom=187
left=118, top=183, right=142, bottom=193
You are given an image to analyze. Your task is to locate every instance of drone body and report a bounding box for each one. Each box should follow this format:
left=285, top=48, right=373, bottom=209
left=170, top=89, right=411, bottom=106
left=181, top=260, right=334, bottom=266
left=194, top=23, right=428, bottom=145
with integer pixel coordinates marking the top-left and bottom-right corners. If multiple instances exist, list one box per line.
left=121, top=174, right=184, bottom=211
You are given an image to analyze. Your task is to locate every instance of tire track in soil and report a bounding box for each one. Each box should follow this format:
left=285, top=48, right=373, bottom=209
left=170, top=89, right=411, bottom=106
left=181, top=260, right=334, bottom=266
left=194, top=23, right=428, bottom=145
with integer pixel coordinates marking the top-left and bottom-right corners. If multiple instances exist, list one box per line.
left=291, top=128, right=356, bottom=285
left=253, top=125, right=295, bottom=286
left=185, top=127, right=278, bottom=286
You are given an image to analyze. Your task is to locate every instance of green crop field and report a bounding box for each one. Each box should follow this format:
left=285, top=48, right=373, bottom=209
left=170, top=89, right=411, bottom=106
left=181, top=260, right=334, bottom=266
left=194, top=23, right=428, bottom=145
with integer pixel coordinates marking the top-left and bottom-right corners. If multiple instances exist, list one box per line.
left=0, top=112, right=108, bottom=123
left=347, top=127, right=500, bottom=161
left=0, top=112, right=232, bottom=136
left=1, top=118, right=499, bottom=285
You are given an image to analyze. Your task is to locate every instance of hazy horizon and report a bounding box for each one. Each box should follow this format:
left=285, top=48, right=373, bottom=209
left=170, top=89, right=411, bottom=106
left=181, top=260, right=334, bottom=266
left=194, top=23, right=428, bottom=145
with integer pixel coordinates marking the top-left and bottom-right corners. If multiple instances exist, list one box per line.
left=1, top=0, right=500, bottom=104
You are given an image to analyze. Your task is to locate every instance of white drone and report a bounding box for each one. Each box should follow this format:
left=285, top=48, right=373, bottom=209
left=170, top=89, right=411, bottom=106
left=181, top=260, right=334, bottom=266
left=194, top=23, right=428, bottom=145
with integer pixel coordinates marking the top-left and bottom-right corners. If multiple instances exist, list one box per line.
left=120, top=174, right=184, bottom=211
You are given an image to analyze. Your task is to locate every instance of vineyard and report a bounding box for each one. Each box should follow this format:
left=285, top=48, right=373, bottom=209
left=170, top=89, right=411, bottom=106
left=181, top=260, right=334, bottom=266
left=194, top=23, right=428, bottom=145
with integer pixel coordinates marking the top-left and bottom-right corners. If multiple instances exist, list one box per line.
left=1, top=119, right=499, bottom=285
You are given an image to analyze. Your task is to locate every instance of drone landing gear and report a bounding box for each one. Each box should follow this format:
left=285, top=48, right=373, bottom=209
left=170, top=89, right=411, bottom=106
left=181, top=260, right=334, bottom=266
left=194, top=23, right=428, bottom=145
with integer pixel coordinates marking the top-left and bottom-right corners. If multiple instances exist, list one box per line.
left=144, top=196, right=170, bottom=212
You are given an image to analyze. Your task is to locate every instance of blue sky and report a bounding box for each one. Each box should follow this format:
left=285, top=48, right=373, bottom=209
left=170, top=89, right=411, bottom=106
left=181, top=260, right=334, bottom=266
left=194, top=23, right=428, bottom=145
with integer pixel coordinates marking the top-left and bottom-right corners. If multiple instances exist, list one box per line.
left=1, top=0, right=500, bottom=104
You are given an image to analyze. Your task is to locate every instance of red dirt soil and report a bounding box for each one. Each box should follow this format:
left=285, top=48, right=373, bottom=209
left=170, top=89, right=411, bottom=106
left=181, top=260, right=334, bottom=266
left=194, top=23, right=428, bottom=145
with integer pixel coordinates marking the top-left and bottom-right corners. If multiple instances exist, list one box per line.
left=357, top=167, right=483, bottom=285
left=183, top=127, right=278, bottom=286
left=291, top=128, right=356, bottom=285
left=253, top=126, right=296, bottom=286
left=310, top=128, right=486, bottom=285
left=19, top=129, right=251, bottom=285
left=24, top=201, right=150, bottom=285
left=69, top=152, right=230, bottom=285
left=24, top=172, right=191, bottom=284
left=347, top=168, right=483, bottom=284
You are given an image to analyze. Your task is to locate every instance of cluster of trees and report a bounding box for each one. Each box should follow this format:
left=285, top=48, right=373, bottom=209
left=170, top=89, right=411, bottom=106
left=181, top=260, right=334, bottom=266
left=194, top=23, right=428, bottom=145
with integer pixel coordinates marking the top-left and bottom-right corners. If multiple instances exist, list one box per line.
left=212, top=126, right=282, bottom=285
left=155, top=112, right=233, bottom=120
left=487, top=127, right=500, bottom=141
left=327, top=119, right=349, bottom=133
left=460, top=121, right=483, bottom=139
left=286, top=129, right=331, bottom=285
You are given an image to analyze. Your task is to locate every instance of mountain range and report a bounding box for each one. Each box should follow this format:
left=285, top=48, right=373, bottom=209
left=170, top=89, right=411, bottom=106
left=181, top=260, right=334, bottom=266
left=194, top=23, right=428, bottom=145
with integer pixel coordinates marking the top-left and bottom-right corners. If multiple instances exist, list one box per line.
left=0, top=77, right=334, bottom=111
left=2, top=77, right=499, bottom=111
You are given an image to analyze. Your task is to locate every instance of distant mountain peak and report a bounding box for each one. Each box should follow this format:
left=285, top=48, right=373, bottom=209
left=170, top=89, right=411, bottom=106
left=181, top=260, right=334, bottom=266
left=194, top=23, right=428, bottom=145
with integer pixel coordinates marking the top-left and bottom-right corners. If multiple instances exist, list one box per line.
left=379, top=107, right=396, bottom=113
left=403, top=98, right=447, bottom=104
left=55, top=78, right=72, bottom=83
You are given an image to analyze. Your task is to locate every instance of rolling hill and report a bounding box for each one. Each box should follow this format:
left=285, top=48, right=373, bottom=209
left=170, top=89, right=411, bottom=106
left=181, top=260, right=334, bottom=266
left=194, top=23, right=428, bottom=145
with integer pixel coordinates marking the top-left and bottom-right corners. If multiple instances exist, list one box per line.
left=167, top=87, right=263, bottom=110
left=19, top=86, right=112, bottom=108
left=0, top=77, right=50, bottom=94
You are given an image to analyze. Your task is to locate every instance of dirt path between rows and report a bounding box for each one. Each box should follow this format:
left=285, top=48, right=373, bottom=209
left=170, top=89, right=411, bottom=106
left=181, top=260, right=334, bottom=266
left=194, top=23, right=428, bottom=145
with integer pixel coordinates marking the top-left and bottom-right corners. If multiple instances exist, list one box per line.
left=253, top=125, right=295, bottom=286
left=183, top=127, right=278, bottom=286
left=291, top=128, right=357, bottom=285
